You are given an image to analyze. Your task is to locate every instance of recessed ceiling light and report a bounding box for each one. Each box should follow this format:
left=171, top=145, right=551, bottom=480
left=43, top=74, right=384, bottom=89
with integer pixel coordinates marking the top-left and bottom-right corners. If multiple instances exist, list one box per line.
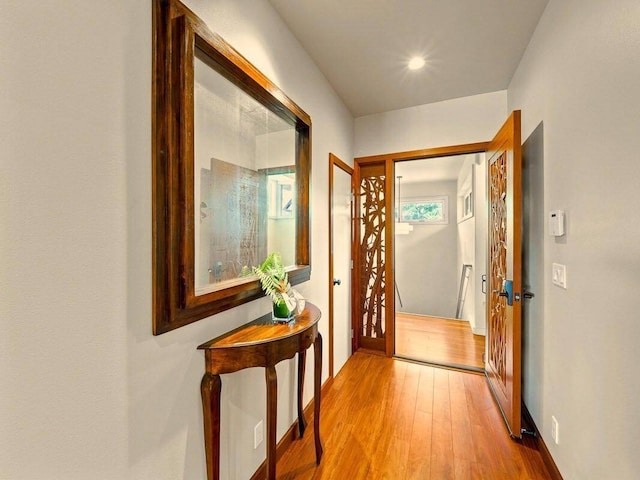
left=407, top=56, right=425, bottom=70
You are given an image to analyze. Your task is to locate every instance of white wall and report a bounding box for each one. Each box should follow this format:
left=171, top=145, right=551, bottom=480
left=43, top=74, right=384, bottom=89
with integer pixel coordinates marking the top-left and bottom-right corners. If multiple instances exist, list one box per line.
left=354, top=90, right=508, bottom=157
left=1, top=2, right=133, bottom=478
left=473, top=154, right=488, bottom=336
left=456, top=157, right=476, bottom=327
left=455, top=152, right=488, bottom=336
left=394, top=180, right=458, bottom=318
left=0, top=1, right=353, bottom=479
left=508, top=1, right=640, bottom=478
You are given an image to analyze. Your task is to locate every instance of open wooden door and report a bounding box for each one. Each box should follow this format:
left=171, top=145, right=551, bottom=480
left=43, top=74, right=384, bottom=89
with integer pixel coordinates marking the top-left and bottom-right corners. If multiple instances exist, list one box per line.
left=485, top=110, right=523, bottom=438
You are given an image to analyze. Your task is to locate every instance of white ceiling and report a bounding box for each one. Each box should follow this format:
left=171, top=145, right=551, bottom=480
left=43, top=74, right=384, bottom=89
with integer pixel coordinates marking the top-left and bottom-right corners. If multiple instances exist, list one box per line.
left=268, top=0, right=548, bottom=117
left=395, top=154, right=473, bottom=184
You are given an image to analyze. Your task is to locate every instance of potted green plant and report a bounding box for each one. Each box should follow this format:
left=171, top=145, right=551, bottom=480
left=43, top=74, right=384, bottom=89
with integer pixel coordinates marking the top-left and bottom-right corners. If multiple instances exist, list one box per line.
left=253, top=252, right=303, bottom=321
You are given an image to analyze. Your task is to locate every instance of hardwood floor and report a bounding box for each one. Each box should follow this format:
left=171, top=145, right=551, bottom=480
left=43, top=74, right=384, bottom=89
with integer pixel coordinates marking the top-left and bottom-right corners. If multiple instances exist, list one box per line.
left=276, top=352, right=551, bottom=479
left=395, top=313, right=485, bottom=369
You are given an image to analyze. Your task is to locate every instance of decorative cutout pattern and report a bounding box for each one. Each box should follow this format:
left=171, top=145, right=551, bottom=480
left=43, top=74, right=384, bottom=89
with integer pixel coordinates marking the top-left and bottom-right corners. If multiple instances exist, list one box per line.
left=489, top=153, right=507, bottom=388
left=359, top=175, right=386, bottom=340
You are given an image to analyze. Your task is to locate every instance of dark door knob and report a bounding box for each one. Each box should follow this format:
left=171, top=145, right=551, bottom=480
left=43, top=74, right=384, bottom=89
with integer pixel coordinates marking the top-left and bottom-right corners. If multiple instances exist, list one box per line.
left=333, top=278, right=341, bottom=286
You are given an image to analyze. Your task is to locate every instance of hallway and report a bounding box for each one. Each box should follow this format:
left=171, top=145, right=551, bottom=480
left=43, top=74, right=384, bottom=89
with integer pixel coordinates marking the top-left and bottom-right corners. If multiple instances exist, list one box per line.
left=276, top=352, right=550, bottom=479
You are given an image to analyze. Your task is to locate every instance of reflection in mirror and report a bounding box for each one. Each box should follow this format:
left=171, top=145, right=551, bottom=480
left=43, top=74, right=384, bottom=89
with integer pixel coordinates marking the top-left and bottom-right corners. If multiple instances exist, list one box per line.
left=266, top=172, right=296, bottom=266
left=194, top=51, right=296, bottom=295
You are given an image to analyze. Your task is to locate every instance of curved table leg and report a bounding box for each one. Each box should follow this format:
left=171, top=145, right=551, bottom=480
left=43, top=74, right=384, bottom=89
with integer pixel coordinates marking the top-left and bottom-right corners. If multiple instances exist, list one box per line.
left=297, top=349, right=307, bottom=437
left=201, top=373, right=221, bottom=480
left=265, top=366, right=278, bottom=480
left=313, top=333, right=323, bottom=465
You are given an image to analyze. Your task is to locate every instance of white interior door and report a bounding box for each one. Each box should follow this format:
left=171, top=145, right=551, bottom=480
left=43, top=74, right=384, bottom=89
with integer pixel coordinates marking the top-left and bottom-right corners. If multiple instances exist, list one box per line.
left=332, top=164, right=352, bottom=375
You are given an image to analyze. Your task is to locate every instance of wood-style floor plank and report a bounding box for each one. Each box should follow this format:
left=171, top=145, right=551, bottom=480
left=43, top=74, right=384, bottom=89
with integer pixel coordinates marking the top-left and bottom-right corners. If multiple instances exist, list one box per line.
left=275, top=352, right=551, bottom=480
left=430, top=368, right=454, bottom=479
left=395, top=313, right=485, bottom=368
left=415, top=365, right=434, bottom=415
left=449, top=371, right=476, bottom=467
left=405, top=409, right=432, bottom=479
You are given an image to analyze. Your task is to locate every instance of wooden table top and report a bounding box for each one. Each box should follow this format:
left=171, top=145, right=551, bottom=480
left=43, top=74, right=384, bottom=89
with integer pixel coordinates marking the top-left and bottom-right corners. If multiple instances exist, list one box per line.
left=198, top=302, right=321, bottom=350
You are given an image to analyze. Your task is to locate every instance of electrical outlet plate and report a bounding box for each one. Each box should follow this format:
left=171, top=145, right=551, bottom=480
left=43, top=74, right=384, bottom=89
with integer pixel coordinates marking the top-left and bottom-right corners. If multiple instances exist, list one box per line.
left=551, top=416, right=559, bottom=444
left=254, top=420, right=263, bottom=449
left=552, top=263, right=567, bottom=289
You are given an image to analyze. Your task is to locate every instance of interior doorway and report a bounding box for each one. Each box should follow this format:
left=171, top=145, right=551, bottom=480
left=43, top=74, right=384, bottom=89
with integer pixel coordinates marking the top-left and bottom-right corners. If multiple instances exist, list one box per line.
left=352, top=113, right=524, bottom=437
left=393, top=153, right=487, bottom=370
left=352, top=142, right=488, bottom=358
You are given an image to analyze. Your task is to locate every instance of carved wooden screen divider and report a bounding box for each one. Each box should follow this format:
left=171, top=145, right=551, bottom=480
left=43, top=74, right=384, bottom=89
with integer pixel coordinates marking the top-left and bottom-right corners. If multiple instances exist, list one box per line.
left=355, top=162, right=387, bottom=352
left=488, top=153, right=508, bottom=387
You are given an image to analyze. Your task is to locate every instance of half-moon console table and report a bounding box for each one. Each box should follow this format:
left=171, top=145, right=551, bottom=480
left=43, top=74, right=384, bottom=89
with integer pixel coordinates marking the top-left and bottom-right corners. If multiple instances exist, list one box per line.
left=198, top=302, right=323, bottom=480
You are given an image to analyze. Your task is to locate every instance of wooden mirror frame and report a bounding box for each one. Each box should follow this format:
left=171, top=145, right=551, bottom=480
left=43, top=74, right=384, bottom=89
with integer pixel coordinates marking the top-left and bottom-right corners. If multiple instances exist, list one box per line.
left=152, top=0, right=311, bottom=334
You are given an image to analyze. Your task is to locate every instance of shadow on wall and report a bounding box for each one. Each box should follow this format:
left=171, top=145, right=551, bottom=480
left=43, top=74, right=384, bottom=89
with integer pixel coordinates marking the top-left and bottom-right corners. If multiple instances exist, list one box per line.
left=521, top=121, right=545, bottom=421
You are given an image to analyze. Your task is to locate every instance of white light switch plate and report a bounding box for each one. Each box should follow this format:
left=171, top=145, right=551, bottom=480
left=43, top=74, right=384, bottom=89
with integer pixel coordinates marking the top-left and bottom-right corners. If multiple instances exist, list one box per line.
left=552, top=263, right=567, bottom=289
left=254, top=421, right=263, bottom=449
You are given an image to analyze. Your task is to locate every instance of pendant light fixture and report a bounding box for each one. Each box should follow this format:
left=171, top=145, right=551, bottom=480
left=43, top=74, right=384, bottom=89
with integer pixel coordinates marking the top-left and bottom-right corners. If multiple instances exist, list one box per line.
left=395, top=175, right=413, bottom=235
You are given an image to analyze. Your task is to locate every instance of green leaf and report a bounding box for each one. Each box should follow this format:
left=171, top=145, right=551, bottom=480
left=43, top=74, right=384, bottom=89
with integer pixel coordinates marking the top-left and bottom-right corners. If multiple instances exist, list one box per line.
left=253, top=252, right=289, bottom=302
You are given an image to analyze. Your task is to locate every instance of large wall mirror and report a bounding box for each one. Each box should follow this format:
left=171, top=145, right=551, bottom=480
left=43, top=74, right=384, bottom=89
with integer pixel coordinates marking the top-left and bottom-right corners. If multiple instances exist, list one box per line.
left=153, top=0, right=311, bottom=334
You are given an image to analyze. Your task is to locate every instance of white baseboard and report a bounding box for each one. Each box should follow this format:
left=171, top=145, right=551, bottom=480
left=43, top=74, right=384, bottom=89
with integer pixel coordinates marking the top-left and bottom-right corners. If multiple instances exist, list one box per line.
left=472, top=326, right=486, bottom=336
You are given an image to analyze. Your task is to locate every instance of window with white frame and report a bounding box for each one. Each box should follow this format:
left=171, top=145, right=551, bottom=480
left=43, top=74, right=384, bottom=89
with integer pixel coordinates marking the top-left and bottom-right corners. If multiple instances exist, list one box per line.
left=398, top=196, right=449, bottom=224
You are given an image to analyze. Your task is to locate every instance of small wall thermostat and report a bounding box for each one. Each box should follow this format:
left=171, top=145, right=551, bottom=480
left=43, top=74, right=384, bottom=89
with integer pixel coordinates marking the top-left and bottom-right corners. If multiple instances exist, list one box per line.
left=549, top=210, right=565, bottom=237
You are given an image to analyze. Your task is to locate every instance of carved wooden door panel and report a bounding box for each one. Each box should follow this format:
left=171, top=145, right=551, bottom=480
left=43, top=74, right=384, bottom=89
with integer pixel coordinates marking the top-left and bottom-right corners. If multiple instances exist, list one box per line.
left=486, top=110, right=523, bottom=438
left=355, top=162, right=387, bottom=353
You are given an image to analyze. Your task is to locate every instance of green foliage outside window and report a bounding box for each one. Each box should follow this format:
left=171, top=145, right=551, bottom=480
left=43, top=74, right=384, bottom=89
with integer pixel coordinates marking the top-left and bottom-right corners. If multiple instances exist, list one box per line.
left=401, top=201, right=443, bottom=221
left=398, top=196, right=448, bottom=224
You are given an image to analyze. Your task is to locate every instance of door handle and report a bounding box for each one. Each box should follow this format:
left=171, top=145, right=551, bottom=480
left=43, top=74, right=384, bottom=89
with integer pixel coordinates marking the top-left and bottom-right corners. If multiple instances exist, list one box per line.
left=500, top=279, right=514, bottom=306
left=481, top=274, right=487, bottom=294
left=333, top=278, right=341, bottom=286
